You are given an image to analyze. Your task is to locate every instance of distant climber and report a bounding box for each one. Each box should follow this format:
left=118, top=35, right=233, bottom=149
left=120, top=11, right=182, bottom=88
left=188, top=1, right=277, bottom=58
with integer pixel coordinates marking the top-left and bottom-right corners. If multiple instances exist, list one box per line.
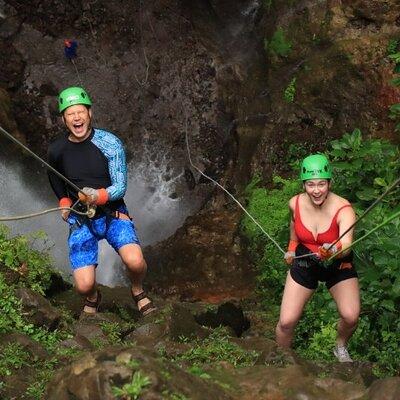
left=64, top=39, right=78, bottom=61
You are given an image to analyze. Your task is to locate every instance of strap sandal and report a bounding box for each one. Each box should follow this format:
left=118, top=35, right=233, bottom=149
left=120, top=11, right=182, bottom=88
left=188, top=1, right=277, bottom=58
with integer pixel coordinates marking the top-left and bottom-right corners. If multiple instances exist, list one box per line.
left=132, top=291, right=157, bottom=316
left=83, top=290, right=102, bottom=313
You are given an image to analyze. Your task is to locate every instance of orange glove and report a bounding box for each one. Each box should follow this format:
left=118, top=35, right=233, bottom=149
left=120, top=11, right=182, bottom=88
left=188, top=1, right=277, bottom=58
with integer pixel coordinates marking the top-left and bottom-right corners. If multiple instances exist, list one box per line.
left=318, top=241, right=342, bottom=260
left=59, top=197, right=72, bottom=221
left=78, top=187, right=109, bottom=205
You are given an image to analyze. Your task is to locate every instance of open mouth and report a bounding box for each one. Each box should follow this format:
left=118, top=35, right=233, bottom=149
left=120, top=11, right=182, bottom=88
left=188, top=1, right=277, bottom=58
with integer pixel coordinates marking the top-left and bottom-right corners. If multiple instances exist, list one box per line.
left=73, top=122, right=85, bottom=133
left=312, top=195, right=323, bottom=202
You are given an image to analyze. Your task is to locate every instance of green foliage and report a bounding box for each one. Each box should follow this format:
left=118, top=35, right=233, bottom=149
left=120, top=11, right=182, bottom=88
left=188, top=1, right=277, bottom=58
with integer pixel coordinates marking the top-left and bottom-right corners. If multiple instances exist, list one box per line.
left=100, top=321, right=123, bottom=344
left=389, top=103, right=400, bottom=132
left=0, top=225, right=80, bottom=397
left=0, top=225, right=54, bottom=295
left=387, top=39, right=399, bottom=56
left=187, top=365, right=211, bottom=379
left=173, top=328, right=259, bottom=367
left=387, top=40, right=400, bottom=131
left=265, top=27, right=292, bottom=58
left=263, top=0, right=273, bottom=11
left=241, top=175, right=299, bottom=301
left=162, top=390, right=189, bottom=400
left=112, top=370, right=151, bottom=400
left=284, top=77, right=296, bottom=103
left=25, top=359, right=58, bottom=400
left=0, top=272, right=35, bottom=335
left=241, top=130, right=400, bottom=375
left=328, top=128, right=400, bottom=205
left=0, top=343, right=30, bottom=376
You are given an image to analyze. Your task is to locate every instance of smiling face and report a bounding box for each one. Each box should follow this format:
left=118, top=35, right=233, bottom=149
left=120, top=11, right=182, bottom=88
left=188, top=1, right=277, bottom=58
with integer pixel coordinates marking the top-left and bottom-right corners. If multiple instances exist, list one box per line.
left=303, top=178, right=330, bottom=206
left=62, top=104, right=92, bottom=142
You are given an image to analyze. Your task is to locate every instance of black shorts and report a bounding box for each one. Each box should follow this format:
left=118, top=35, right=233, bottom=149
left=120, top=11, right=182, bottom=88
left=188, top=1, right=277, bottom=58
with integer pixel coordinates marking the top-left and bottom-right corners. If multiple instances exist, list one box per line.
left=290, top=244, right=358, bottom=290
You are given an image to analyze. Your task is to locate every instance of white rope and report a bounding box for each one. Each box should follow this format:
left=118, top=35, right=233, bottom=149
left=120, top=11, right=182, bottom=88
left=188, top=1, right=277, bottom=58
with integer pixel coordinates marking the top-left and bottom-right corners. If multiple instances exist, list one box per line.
left=0, top=207, right=91, bottom=221
left=184, top=117, right=286, bottom=255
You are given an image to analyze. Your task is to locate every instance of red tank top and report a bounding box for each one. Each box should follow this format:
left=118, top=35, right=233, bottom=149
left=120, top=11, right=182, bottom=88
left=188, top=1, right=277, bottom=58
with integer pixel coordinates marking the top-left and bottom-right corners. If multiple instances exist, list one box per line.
left=294, top=195, right=352, bottom=253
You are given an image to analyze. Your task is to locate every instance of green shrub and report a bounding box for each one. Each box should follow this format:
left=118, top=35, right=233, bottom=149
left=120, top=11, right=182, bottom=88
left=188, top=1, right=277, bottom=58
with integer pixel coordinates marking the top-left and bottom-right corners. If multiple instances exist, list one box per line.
left=0, top=225, right=54, bottom=295
left=265, top=27, right=292, bottom=58
left=173, top=328, right=259, bottom=367
left=284, top=77, right=296, bottom=103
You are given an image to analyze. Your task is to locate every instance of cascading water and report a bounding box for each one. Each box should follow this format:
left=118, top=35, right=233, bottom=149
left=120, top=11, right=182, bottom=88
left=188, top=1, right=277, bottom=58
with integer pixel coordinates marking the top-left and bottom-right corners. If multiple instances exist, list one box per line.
left=0, top=138, right=203, bottom=286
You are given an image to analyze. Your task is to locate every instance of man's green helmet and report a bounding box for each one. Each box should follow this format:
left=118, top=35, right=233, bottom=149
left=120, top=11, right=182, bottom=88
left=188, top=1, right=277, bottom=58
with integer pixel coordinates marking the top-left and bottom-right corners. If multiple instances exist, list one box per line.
left=58, top=86, right=92, bottom=113
left=300, top=154, right=332, bottom=181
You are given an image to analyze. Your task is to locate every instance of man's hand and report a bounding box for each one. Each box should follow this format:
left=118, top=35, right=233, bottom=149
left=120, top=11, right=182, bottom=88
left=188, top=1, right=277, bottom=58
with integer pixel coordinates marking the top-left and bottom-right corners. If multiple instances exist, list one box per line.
left=284, top=251, right=295, bottom=265
left=59, top=197, right=72, bottom=221
left=61, top=209, right=70, bottom=221
left=78, top=187, right=99, bottom=205
left=318, top=242, right=341, bottom=260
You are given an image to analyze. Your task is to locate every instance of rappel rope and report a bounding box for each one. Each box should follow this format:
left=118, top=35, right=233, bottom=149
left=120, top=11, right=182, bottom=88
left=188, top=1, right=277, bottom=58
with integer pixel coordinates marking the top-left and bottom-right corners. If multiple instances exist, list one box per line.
left=326, top=175, right=400, bottom=261
left=0, top=125, right=83, bottom=194
left=0, top=55, right=104, bottom=223
left=328, top=175, right=400, bottom=251
left=330, top=208, right=400, bottom=261
left=184, top=118, right=400, bottom=261
left=71, top=58, right=84, bottom=88
left=184, top=117, right=287, bottom=255
left=0, top=125, right=92, bottom=221
left=0, top=207, right=92, bottom=221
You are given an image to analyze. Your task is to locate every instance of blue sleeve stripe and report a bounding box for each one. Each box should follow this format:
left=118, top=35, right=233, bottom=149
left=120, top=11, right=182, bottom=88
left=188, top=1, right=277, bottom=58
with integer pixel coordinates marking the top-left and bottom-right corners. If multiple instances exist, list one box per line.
left=91, top=128, right=127, bottom=201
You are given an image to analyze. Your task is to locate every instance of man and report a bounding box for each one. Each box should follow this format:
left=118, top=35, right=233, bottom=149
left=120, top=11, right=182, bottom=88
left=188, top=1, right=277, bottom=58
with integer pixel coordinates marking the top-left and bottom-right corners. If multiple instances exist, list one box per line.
left=48, top=86, right=156, bottom=316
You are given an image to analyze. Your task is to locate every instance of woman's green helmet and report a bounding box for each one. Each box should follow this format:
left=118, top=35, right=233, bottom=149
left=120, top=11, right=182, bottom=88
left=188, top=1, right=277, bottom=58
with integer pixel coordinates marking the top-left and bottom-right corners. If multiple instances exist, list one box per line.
left=300, top=154, right=332, bottom=181
left=58, top=86, right=92, bottom=113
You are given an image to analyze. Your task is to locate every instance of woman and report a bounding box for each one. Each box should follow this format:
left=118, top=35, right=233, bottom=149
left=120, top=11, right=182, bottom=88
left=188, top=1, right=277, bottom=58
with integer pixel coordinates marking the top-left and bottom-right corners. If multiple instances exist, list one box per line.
left=275, top=154, right=360, bottom=362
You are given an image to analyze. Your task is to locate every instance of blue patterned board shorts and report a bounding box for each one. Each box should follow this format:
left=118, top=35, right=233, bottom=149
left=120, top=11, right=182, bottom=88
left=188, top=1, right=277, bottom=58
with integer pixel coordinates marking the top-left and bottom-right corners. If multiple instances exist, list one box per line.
left=66, top=206, right=140, bottom=270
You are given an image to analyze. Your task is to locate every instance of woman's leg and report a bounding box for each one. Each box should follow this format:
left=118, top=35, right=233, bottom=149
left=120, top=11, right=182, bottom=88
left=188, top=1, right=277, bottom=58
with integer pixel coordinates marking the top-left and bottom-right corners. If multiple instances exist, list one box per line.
left=276, top=272, right=315, bottom=348
left=329, top=277, right=360, bottom=347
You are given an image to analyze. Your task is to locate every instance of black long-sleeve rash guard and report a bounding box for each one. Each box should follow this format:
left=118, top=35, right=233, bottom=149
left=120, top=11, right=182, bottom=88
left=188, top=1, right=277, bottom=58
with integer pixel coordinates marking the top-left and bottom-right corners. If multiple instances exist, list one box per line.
left=47, top=128, right=128, bottom=211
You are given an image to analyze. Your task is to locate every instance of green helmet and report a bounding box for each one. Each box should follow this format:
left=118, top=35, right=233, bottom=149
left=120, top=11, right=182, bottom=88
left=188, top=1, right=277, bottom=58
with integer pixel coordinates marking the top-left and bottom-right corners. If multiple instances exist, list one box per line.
left=58, top=86, right=92, bottom=113
left=300, top=154, right=332, bottom=181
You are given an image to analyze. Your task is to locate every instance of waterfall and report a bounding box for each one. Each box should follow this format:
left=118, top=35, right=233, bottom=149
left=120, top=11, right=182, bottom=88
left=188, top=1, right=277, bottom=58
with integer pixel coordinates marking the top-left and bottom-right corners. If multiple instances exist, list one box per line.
left=0, top=139, right=203, bottom=286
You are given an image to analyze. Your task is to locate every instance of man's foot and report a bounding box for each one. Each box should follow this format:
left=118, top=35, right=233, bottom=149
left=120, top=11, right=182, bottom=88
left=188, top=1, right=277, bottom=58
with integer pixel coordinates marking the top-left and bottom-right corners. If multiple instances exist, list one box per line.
left=333, top=345, right=353, bottom=362
left=83, top=290, right=102, bottom=314
left=132, top=291, right=157, bottom=316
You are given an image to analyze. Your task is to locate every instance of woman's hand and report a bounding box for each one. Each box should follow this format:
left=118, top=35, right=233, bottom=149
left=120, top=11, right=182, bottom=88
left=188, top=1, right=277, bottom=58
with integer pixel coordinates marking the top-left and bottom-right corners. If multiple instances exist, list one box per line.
left=284, top=251, right=295, bottom=265
left=318, top=242, right=341, bottom=260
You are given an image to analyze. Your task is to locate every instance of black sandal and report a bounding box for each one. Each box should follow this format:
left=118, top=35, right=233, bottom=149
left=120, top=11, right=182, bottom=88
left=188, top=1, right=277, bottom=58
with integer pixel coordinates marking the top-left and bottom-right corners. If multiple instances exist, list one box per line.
left=132, top=291, right=157, bottom=316
left=83, top=290, right=102, bottom=313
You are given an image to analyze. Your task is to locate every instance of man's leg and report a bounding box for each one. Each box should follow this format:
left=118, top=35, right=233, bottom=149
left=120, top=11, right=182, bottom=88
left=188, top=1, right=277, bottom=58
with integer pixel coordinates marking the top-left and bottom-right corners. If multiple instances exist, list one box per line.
left=276, top=272, right=314, bottom=348
left=118, top=243, right=154, bottom=313
left=329, top=278, right=360, bottom=347
left=73, top=265, right=98, bottom=314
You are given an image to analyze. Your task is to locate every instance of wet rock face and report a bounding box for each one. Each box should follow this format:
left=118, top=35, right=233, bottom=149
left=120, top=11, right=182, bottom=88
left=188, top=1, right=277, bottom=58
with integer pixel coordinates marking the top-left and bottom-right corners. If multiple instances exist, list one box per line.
left=15, top=287, right=61, bottom=330
left=0, top=0, right=243, bottom=190
left=145, top=209, right=255, bottom=302
left=252, top=0, right=400, bottom=178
